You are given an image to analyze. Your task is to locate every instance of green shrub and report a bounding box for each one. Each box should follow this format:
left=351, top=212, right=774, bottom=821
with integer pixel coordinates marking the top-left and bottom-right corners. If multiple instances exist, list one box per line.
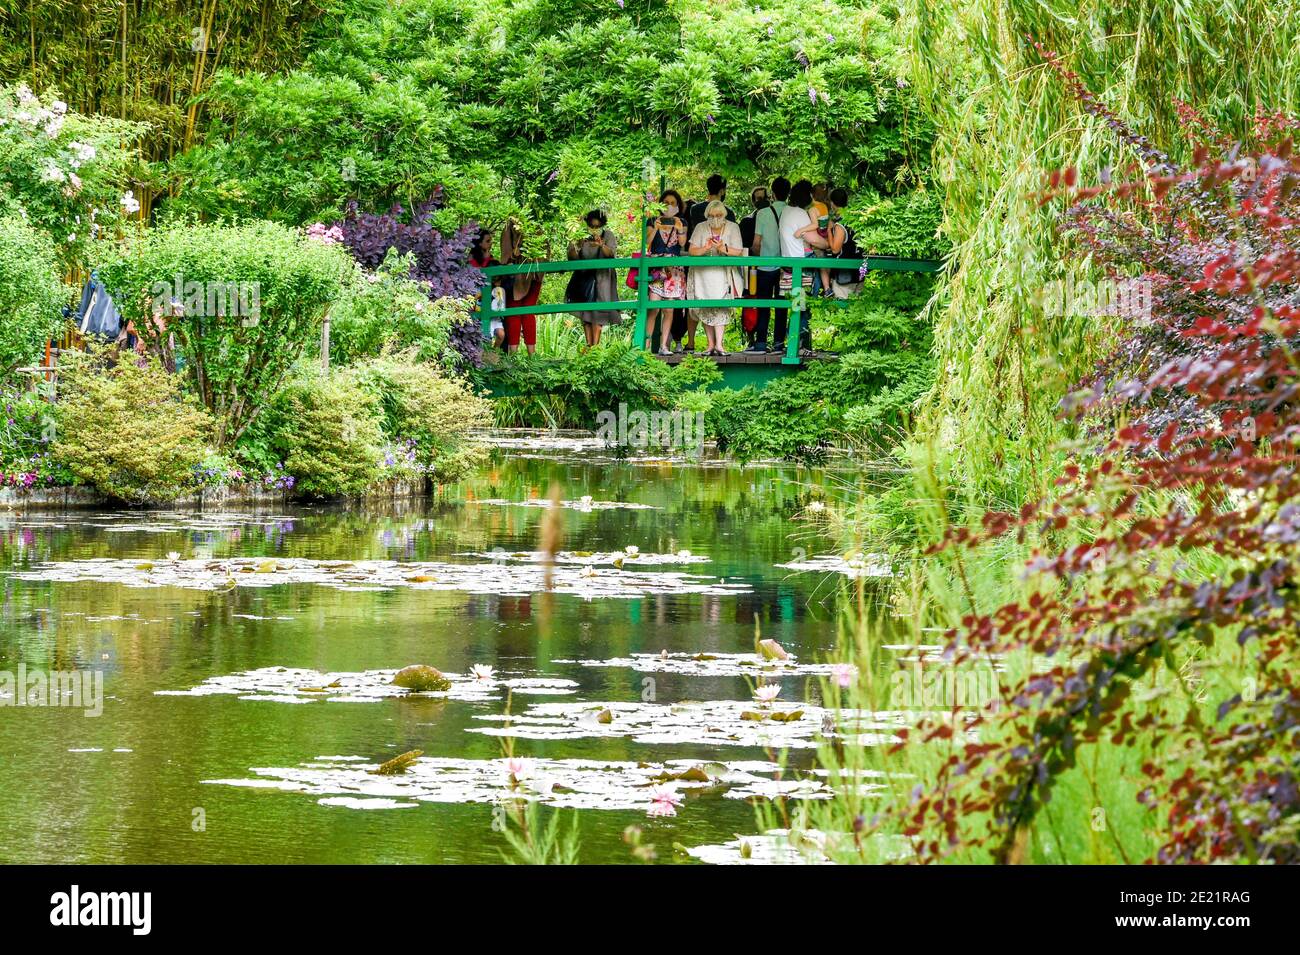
left=0, top=215, right=67, bottom=379
left=93, top=219, right=348, bottom=446
left=259, top=372, right=386, bottom=498
left=349, top=355, right=490, bottom=482
left=488, top=342, right=730, bottom=430
left=685, top=352, right=934, bottom=461
left=0, top=386, right=74, bottom=488
left=52, top=350, right=213, bottom=502
left=845, top=187, right=947, bottom=260
left=329, top=253, right=466, bottom=370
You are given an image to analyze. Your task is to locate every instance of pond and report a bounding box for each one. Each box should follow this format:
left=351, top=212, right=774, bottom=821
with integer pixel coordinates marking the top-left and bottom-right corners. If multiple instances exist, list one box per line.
left=0, top=434, right=887, bottom=864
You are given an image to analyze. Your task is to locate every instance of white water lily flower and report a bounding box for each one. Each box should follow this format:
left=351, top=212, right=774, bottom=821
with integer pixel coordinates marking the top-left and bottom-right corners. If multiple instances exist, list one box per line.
left=676, top=549, right=691, bottom=558
left=624, top=545, right=639, bottom=556
left=166, top=551, right=180, bottom=562
left=579, top=495, right=593, bottom=504
left=470, top=664, right=495, bottom=682
left=753, top=684, right=781, bottom=706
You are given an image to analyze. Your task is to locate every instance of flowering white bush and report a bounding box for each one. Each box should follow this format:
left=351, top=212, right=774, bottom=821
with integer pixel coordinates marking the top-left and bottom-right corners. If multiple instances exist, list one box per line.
left=0, top=82, right=143, bottom=263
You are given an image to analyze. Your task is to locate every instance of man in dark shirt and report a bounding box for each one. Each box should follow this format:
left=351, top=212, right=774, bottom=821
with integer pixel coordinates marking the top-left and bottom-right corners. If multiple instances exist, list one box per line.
left=686, top=174, right=736, bottom=235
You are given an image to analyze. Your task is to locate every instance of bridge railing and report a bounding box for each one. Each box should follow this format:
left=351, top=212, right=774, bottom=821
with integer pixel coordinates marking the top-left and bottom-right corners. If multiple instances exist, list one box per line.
left=475, top=254, right=943, bottom=365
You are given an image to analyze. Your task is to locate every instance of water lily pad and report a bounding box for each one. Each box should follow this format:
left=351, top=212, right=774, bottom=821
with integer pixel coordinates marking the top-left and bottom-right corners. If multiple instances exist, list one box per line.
left=469, top=498, right=658, bottom=511
left=554, top=651, right=841, bottom=678
left=686, top=829, right=841, bottom=865
left=776, top=554, right=892, bottom=578
left=154, top=666, right=578, bottom=704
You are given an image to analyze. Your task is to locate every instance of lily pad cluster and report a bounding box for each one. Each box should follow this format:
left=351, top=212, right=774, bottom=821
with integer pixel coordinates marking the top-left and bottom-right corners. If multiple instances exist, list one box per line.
left=467, top=497, right=657, bottom=511
left=9, top=555, right=749, bottom=599
left=556, top=651, right=843, bottom=678
left=467, top=700, right=910, bottom=749
left=776, top=553, right=892, bottom=578
left=203, top=754, right=850, bottom=811
left=155, top=665, right=578, bottom=705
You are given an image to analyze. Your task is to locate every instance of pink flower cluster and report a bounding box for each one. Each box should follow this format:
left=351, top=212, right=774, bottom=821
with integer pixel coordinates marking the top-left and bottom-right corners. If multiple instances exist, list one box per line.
left=306, top=222, right=345, bottom=244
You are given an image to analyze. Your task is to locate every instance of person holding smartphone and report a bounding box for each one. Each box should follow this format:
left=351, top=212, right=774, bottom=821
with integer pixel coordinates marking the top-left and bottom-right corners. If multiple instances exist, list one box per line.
left=686, top=200, right=745, bottom=356
left=567, top=209, right=621, bottom=348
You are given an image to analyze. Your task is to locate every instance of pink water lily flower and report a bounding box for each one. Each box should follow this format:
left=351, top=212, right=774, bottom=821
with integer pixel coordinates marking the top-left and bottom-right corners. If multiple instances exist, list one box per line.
left=503, top=757, right=530, bottom=781
left=830, top=663, right=856, bottom=689
left=470, top=664, right=496, bottom=682
left=753, top=684, right=781, bottom=706
left=647, top=786, right=683, bottom=817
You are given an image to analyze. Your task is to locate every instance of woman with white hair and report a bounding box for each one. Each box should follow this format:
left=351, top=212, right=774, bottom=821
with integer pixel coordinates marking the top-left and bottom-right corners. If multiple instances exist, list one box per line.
left=686, top=199, right=745, bottom=356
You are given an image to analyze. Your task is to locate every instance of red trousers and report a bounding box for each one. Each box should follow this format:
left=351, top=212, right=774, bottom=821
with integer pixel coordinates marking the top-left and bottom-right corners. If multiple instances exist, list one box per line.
left=505, top=281, right=541, bottom=351
left=506, top=315, right=536, bottom=350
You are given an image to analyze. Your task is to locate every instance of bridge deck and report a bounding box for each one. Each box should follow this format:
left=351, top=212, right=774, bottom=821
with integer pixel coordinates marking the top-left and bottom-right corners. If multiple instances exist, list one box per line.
left=649, top=349, right=836, bottom=366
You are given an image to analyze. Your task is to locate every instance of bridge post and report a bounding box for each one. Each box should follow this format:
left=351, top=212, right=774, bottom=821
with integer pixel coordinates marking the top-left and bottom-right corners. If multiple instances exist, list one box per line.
left=478, top=281, right=492, bottom=341
left=784, top=265, right=803, bottom=365
left=634, top=254, right=649, bottom=349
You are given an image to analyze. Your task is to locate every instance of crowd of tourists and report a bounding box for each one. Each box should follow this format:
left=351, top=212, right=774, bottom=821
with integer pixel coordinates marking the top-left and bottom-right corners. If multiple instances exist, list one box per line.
left=471, top=174, right=863, bottom=357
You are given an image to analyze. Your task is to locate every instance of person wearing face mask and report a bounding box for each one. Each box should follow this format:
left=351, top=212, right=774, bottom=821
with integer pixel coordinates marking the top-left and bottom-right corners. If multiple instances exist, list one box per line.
left=567, top=209, right=621, bottom=348
left=745, top=186, right=784, bottom=353
left=643, top=189, right=687, bottom=356
left=683, top=175, right=736, bottom=352
left=687, top=199, right=745, bottom=356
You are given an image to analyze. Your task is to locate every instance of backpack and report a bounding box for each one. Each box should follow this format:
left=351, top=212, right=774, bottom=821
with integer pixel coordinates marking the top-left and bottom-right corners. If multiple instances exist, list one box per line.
left=832, top=222, right=862, bottom=285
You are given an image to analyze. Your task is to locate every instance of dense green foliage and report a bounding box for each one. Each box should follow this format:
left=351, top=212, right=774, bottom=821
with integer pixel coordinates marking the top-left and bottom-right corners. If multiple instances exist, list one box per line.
left=53, top=349, right=213, bottom=502
left=93, top=219, right=348, bottom=445
left=159, top=0, right=932, bottom=252
left=0, top=215, right=67, bottom=378
left=327, top=252, right=468, bottom=368
left=247, top=370, right=386, bottom=498
left=237, top=356, right=489, bottom=495
left=492, top=343, right=719, bottom=429
left=348, top=355, right=490, bottom=481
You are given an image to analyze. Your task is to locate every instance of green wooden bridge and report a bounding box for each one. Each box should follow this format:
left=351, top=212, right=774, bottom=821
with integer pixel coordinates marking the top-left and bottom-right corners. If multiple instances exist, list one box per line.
left=475, top=253, right=943, bottom=390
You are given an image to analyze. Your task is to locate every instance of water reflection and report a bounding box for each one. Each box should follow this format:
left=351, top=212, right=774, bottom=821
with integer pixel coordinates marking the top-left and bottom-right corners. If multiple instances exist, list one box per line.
left=0, top=444, right=888, bottom=863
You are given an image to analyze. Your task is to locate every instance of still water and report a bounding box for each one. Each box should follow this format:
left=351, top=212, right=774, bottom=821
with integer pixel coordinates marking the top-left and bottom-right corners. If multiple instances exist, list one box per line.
left=0, top=440, right=869, bottom=863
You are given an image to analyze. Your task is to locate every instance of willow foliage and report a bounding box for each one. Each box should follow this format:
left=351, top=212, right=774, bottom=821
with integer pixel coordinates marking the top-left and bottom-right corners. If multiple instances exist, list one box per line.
left=900, top=0, right=1300, bottom=504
